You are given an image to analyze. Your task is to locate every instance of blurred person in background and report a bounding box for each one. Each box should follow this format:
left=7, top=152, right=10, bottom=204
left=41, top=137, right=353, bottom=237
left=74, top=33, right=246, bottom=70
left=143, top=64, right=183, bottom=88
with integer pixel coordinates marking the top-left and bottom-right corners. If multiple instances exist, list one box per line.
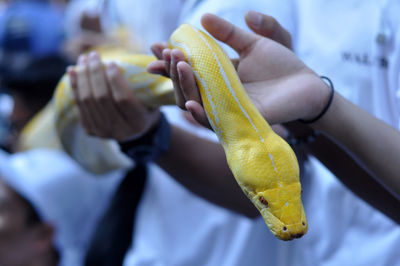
left=0, top=148, right=123, bottom=266
left=0, top=0, right=67, bottom=151
left=0, top=2, right=125, bottom=265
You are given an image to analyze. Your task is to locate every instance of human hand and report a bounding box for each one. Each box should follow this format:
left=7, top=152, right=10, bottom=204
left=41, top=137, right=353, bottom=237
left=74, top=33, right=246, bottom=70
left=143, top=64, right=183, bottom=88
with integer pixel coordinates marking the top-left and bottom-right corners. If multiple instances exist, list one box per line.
left=148, top=11, right=330, bottom=128
left=67, top=51, right=160, bottom=142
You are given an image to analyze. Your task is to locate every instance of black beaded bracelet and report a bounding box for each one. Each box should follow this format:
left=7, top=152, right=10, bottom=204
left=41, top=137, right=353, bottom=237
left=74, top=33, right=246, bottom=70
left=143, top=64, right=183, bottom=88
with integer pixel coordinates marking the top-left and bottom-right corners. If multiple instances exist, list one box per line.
left=299, top=76, right=335, bottom=124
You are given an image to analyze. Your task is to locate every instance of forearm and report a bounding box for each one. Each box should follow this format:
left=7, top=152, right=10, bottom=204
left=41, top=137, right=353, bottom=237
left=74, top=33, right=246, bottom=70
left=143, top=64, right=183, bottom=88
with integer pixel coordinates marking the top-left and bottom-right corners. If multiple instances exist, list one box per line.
left=301, top=93, right=400, bottom=223
left=314, top=93, right=400, bottom=198
left=302, top=132, right=400, bottom=223
left=156, top=125, right=258, bottom=217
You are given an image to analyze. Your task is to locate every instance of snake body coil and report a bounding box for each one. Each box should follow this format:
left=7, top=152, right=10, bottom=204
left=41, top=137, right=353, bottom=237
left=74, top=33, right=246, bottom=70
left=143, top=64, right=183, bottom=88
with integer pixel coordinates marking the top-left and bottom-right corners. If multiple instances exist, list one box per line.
left=170, top=24, right=307, bottom=240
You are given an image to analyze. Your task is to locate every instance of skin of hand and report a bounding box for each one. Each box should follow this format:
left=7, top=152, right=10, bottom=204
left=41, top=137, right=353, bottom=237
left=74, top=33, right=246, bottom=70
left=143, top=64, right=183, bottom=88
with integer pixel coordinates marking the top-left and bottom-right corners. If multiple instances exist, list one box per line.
left=67, top=51, right=160, bottom=142
left=147, top=11, right=332, bottom=128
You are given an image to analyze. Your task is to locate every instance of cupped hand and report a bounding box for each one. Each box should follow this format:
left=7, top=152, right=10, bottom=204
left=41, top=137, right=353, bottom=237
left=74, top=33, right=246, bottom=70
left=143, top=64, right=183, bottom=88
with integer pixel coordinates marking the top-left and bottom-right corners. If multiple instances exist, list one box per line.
left=148, top=11, right=330, bottom=128
left=68, top=51, right=160, bottom=142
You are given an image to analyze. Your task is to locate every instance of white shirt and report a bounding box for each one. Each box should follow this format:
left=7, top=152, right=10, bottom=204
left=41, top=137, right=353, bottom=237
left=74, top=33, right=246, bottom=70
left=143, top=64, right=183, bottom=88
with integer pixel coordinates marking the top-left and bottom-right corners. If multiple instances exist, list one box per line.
left=63, top=1, right=400, bottom=265
left=80, top=1, right=286, bottom=265
left=123, top=105, right=281, bottom=266
left=281, top=1, right=400, bottom=265
left=123, top=2, right=303, bottom=265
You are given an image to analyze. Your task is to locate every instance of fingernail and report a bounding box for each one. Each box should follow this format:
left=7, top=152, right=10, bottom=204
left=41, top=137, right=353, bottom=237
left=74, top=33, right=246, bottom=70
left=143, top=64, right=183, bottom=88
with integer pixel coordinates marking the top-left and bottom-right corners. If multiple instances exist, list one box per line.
left=78, top=54, right=86, bottom=66
left=66, top=66, right=74, bottom=73
left=247, top=10, right=262, bottom=29
left=89, top=51, right=100, bottom=64
left=163, top=49, right=171, bottom=61
left=177, top=62, right=184, bottom=79
left=106, top=62, right=118, bottom=75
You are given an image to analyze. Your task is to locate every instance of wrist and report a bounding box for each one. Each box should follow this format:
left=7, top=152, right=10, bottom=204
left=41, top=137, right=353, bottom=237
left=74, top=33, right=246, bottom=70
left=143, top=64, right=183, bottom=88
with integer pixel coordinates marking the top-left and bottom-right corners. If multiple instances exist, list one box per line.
left=119, top=110, right=161, bottom=142
left=299, top=76, right=334, bottom=124
left=312, top=91, right=341, bottom=133
left=119, top=112, right=170, bottom=164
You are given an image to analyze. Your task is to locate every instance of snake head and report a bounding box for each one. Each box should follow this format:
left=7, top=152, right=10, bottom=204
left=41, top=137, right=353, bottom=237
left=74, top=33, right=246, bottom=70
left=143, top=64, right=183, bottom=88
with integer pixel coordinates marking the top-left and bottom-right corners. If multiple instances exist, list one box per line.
left=256, top=184, right=308, bottom=241
left=230, top=139, right=308, bottom=241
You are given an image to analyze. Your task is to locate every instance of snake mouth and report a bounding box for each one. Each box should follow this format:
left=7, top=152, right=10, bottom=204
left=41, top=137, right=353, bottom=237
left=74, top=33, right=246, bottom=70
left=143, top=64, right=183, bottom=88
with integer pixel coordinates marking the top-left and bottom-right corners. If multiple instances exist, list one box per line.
left=290, top=232, right=304, bottom=239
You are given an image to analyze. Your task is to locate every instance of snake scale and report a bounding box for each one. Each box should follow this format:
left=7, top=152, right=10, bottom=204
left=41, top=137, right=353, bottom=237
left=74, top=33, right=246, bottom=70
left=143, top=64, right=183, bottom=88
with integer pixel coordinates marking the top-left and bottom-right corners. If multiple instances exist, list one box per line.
left=22, top=24, right=307, bottom=240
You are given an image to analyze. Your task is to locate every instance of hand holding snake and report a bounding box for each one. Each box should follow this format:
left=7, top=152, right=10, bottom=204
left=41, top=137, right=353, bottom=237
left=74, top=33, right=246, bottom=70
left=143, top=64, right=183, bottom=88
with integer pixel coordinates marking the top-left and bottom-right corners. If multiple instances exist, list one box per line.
left=67, top=52, right=161, bottom=142
left=148, top=12, right=331, bottom=128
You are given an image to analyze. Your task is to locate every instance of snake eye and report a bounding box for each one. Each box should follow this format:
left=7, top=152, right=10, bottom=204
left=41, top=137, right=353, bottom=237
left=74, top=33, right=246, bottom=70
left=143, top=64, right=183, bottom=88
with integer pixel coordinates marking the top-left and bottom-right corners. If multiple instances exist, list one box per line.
left=259, top=196, right=268, bottom=207
left=282, top=226, right=287, bottom=232
left=302, top=221, right=306, bottom=227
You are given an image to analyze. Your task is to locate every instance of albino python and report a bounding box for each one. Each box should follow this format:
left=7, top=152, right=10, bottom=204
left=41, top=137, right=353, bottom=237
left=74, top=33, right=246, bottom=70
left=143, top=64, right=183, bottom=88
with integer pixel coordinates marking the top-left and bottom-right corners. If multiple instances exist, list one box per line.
left=21, top=24, right=307, bottom=240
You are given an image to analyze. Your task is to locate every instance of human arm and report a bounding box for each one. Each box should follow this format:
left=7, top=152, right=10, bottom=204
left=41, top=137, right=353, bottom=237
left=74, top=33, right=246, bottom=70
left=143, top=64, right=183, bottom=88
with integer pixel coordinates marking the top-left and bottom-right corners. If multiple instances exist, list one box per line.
left=148, top=12, right=400, bottom=222
left=67, top=52, right=258, bottom=217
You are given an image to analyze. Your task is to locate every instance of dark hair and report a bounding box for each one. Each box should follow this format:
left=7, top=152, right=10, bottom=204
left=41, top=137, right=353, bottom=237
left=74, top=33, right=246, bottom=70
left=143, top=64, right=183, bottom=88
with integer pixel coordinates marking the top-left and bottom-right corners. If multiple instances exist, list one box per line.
left=0, top=54, right=71, bottom=109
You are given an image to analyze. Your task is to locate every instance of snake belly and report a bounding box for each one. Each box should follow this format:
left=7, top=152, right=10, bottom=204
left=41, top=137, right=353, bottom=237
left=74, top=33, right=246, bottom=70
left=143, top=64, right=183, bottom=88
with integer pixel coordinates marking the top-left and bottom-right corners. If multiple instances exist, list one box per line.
left=170, top=24, right=308, bottom=240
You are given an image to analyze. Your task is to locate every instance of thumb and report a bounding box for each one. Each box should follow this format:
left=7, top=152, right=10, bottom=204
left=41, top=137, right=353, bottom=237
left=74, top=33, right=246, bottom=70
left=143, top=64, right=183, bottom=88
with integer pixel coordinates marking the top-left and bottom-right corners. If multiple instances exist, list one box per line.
left=201, top=13, right=260, bottom=56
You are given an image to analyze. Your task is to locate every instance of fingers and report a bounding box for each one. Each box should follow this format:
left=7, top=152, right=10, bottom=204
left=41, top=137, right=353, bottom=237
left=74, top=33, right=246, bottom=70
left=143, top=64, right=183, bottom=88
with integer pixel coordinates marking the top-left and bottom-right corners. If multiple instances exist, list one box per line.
left=148, top=43, right=170, bottom=77
left=69, top=52, right=144, bottom=140
left=105, top=62, right=143, bottom=111
left=162, top=48, right=202, bottom=110
left=170, top=49, right=187, bottom=108
left=151, top=42, right=169, bottom=59
left=106, top=62, right=131, bottom=101
left=201, top=13, right=259, bottom=56
left=147, top=60, right=169, bottom=77
left=74, top=54, right=105, bottom=135
left=68, top=65, right=96, bottom=134
left=149, top=43, right=205, bottom=127
left=176, top=61, right=202, bottom=105
left=245, top=10, right=292, bottom=49
left=105, top=61, right=160, bottom=138
left=185, top=100, right=211, bottom=129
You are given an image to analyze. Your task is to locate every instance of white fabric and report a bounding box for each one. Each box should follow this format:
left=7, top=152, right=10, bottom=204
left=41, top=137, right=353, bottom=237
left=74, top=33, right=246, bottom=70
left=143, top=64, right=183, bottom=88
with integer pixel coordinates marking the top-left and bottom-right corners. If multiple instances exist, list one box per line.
left=0, top=148, right=124, bottom=266
left=63, top=2, right=283, bottom=265
left=123, top=1, right=298, bottom=265
left=179, top=0, right=296, bottom=58
left=63, top=0, right=400, bottom=265
left=123, top=106, right=281, bottom=266
left=104, top=0, right=183, bottom=52
left=64, top=0, right=107, bottom=38
left=279, top=1, right=400, bottom=266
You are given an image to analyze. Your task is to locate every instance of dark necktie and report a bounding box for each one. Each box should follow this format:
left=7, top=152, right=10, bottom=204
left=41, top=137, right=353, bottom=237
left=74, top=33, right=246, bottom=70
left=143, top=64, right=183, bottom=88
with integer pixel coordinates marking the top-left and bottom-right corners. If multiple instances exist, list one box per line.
left=85, top=163, right=147, bottom=266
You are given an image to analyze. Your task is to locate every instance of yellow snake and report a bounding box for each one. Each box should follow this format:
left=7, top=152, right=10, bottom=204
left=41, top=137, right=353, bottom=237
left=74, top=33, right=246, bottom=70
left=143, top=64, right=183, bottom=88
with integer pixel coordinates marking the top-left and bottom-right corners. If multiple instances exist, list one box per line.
left=170, top=24, right=307, bottom=240
left=21, top=24, right=307, bottom=240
